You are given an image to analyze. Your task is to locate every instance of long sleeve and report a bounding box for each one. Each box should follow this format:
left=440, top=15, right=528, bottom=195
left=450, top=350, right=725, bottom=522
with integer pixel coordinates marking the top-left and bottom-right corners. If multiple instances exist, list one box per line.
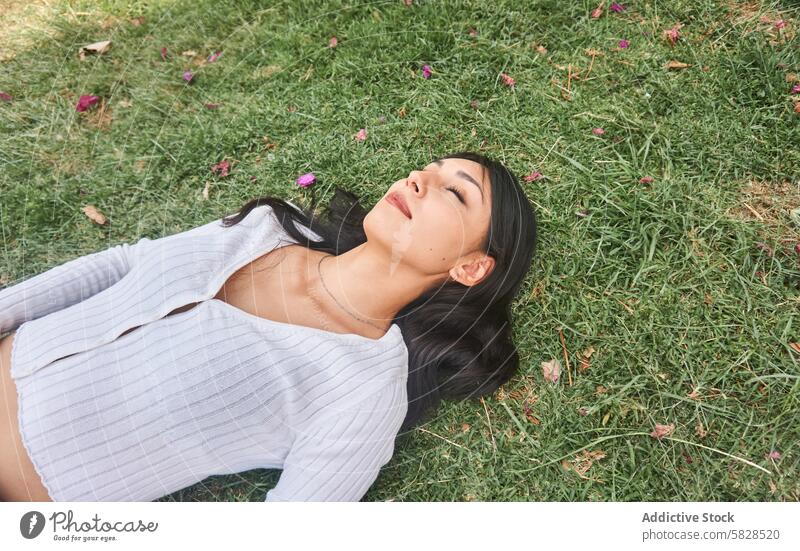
left=0, top=237, right=152, bottom=335
left=264, top=381, right=407, bottom=502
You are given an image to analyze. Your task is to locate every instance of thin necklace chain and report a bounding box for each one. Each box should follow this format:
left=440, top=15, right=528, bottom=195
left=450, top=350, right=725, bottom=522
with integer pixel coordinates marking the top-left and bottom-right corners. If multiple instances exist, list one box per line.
left=316, top=254, right=387, bottom=332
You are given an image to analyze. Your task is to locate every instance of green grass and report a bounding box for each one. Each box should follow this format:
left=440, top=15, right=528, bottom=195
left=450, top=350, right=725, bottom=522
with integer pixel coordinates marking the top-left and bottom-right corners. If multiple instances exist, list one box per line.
left=1, top=0, right=798, bottom=501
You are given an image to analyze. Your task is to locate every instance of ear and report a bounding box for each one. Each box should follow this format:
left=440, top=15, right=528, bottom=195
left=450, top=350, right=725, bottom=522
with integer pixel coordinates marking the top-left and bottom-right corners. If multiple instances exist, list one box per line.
left=448, top=254, right=496, bottom=287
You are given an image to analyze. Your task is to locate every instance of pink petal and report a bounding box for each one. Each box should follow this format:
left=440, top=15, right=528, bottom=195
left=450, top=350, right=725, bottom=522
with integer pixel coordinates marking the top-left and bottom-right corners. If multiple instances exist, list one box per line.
left=468, top=28, right=478, bottom=37
left=355, top=128, right=367, bottom=142
left=639, top=176, right=654, bottom=184
left=296, top=172, right=316, bottom=187
left=76, top=95, right=100, bottom=112
left=500, top=72, right=516, bottom=87
left=204, top=103, right=221, bottom=109
left=618, top=39, right=630, bottom=49
left=774, top=20, right=786, bottom=30
left=160, top=47, right=168, bottom=61
left=610, top=3, right=625, bottom=12
left=792, top=84, right=800, bottom=94
left=0, top=91, right=12, bottom=102
left=422, top=64, right=432, bottom=78
left=766, top=450, right=781, bottom=460
left=211, top=159, right=230, bottom=177
left=207, top=50, right=223, bottom=63
left=592, top=127, right=605, bottom=135
left=328, top=36, right=338, bottom=48
left=524, top=170, right=543, bottom=182
left=591, top=8, right=603, bottom=19
left=183, top=70, right=194, bottom=82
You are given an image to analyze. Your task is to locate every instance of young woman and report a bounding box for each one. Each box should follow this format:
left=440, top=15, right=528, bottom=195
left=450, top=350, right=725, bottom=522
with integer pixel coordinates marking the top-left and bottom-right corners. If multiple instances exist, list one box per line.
left=0, top=151, right=537, bottom=502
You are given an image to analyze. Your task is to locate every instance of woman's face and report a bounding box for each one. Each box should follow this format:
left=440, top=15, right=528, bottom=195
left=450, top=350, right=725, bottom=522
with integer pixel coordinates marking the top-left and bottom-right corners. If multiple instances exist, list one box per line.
left=365, top=157, right=493, bottom=283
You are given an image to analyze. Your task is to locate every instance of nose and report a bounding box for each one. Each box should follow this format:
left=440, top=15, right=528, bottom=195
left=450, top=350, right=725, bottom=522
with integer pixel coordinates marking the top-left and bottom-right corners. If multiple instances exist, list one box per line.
left=405, top=170, right=427, bottom=196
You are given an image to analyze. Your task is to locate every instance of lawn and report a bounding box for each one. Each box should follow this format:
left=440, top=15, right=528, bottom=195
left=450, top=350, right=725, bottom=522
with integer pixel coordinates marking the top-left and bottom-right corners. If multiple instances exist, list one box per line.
left=0, top=0, right=798, bottom=501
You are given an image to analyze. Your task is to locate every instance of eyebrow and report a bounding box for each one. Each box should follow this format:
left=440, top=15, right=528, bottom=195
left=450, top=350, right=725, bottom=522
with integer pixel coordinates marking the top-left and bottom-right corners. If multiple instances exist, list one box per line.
left=432, top=159, right=485, bottom=204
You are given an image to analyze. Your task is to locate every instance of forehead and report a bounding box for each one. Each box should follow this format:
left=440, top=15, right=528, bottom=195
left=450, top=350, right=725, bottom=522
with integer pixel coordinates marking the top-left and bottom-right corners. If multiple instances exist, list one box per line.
left=427, top=158, right=488, bottom=184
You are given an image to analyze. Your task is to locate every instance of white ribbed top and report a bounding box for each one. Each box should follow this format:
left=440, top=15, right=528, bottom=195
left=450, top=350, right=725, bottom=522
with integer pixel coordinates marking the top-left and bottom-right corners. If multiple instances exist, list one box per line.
left=0, top=204, right=408, bottom=502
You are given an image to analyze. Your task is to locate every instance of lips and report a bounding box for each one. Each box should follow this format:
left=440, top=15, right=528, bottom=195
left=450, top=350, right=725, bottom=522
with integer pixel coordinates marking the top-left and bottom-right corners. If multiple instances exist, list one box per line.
left=387, top=192, right=412, bottom=219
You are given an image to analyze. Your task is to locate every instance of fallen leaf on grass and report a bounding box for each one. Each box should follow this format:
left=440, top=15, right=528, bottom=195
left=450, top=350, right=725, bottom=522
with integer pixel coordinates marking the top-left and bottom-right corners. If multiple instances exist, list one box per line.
left=79, top=40, right=111, bottom=60
left=663, top=23, right=683, bottom=47
left=210, top=159, right=230, bottom=177
left=577, top=346, right=596, bottom=371
left=500, top=72, right=516, bottom=87
left=76, top=95, right=100, bottom=112
left=82, top=205, right=108, bottom=225
left=695, top=422, right=707, bottom=438
left=650, top=423, right=675, bottom=440
left=665, top=60, right=690, bottom=70
left=202, top=181, right=211, bottom=200
left=181, top=50, right=198, bottom=57
left=562, top=449, right=606, bottom=479
left=541, top=359, right=561, bottom=383
left=129, top=16, right=145, bottom=27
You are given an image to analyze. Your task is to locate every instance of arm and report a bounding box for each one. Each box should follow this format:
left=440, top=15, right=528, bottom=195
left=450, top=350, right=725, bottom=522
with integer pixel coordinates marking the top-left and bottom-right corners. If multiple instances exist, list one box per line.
left=0, top=237, right=152, bottom=335
left=265, top=381, right=407, bottom=502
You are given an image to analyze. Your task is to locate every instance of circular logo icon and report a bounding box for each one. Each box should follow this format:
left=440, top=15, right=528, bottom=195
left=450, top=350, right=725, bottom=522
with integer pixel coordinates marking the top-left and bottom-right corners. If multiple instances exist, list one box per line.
left=20, top=511, right=46, bottom=539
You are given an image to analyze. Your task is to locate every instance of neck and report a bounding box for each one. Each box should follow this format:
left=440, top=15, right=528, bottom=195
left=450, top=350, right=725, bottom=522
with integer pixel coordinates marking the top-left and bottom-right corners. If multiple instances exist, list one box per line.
left=304, top=242, right=437, bottom=332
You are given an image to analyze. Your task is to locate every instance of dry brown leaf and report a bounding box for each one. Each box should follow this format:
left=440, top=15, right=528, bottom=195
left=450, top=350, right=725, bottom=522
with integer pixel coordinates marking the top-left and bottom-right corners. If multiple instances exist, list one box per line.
left=602, top=411, right=611, bottom=425
left=536, top=44, right=548, bottom=55
left=788, top=342, right=800, bottom=353
left=666, top=60, right=690, bottom=70
left=461, top=423, right=471, bottom=432
left=786, top=73, right=799, bottom=83
left=82, top=205, right=107, bottom=225
left=181, top=50, right=198, bottom=57
left=695, top=422, right=707, bottom=438
left=129, top=16, right=145, bottom=26
left=398, top=106, right=407, bottom=118
left=563, top=449, right=606, bottom=479
left=78, top=40, right=112, bottom=60
left=595, top=384, right=608, bottom=395
left=794, top=102, right=800, bottom=114
left=202, top=181, right=211, bottom=200
left=541, top=358, right=561, bottom=383
left=650, top=423, right=675, bottom=440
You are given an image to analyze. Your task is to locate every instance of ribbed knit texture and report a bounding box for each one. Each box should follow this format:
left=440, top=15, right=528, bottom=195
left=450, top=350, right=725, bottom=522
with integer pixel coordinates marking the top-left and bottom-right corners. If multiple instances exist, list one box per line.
left=0, top=204, right=408, bottom=502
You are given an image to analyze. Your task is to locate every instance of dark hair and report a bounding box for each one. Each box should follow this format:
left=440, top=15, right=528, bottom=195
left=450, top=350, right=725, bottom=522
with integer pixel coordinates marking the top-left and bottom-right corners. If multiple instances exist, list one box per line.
left=220, top=151, right=538, bottom=434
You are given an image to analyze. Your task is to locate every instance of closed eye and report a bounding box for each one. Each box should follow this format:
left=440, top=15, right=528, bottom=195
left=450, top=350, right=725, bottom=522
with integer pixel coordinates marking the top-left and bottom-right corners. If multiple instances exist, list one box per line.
left=446, top=185, right=466, bottom=204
